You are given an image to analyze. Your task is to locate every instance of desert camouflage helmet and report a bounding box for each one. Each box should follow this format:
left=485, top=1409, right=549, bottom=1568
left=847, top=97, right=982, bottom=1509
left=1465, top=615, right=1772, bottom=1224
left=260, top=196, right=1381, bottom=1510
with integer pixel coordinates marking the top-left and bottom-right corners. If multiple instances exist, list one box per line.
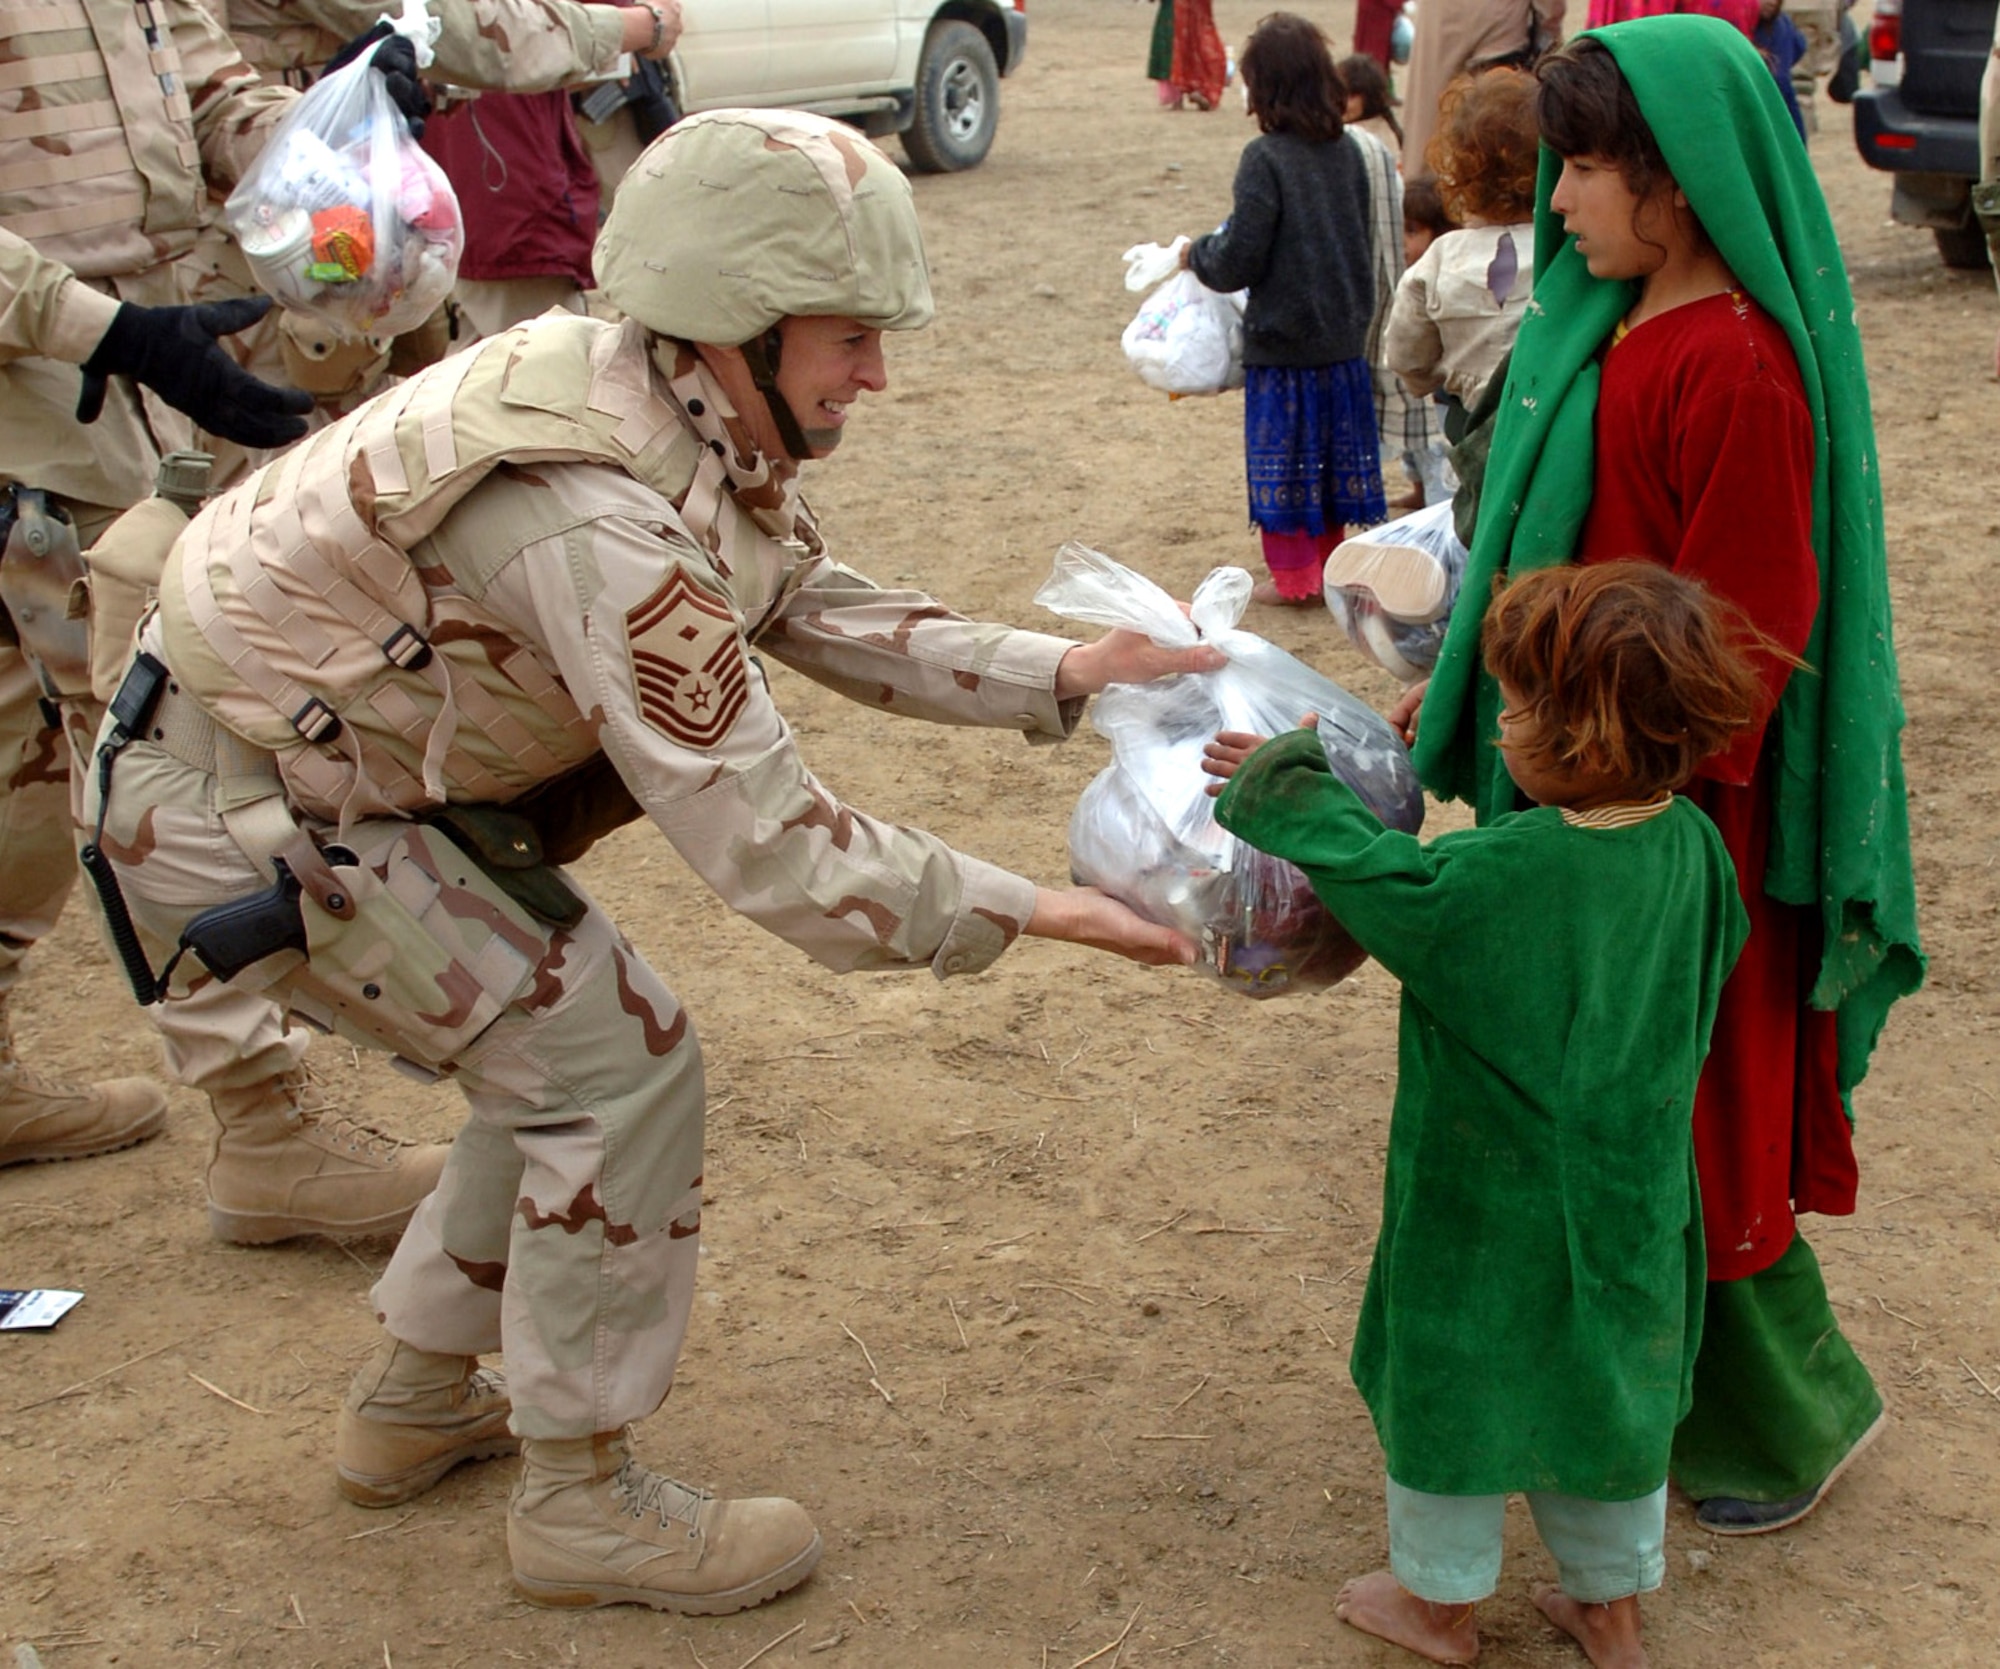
left=595, top=108, right=935, bottom=345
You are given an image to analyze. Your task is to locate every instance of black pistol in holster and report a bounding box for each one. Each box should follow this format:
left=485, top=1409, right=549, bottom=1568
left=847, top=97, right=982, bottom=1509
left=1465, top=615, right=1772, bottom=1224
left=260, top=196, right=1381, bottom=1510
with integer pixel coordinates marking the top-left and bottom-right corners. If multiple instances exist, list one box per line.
left=175, top=862, right=309, bottom=983
left=575, top=55, right=680, bottom=145
left=83, top=652, right=313, bottom=1005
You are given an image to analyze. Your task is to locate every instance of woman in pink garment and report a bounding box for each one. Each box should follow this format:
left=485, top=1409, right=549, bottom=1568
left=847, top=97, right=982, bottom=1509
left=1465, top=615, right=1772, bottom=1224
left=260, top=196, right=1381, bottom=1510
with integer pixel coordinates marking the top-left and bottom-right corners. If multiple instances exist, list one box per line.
left=1586, top=0, right=1757, bottom=34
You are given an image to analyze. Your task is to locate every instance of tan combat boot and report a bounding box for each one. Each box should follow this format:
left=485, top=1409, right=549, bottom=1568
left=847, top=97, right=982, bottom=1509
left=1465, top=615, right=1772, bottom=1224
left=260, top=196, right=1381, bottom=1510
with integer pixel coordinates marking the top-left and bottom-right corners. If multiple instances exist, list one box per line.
left=509, top=1431, right=821, bottom=1614
left=0, top=995, right=167, bottom=1167
left=336, top=1334, right=518, bottom=1506
left=204, top=1066, right=449, bottom=1243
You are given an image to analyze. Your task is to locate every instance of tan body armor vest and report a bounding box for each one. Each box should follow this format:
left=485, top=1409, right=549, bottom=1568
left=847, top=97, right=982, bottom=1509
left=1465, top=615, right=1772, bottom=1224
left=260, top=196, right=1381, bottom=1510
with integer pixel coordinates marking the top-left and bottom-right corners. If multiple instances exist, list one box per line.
left=158, top=314, right=821, bottom=827
left=0, top=0, right=206, bottom=277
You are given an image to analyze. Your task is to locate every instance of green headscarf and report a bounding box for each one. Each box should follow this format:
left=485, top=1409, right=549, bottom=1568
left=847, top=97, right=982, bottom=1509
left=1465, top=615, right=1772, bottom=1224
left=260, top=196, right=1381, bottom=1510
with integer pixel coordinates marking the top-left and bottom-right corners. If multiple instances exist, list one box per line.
left=1412, top=14, right=1922, bottom=1096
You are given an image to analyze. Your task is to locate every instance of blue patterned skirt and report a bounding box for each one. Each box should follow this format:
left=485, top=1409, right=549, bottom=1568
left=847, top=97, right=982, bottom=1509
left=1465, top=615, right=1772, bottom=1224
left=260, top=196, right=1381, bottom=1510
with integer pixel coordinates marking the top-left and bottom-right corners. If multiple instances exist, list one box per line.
left=1243, top=359, right=1386, bottom=536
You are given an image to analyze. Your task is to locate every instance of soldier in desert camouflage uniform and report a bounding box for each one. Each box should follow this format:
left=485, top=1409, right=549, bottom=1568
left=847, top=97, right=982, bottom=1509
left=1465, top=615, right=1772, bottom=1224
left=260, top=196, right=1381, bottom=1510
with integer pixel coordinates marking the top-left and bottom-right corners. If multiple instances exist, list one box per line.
left=0, top=227, right=310, bottom=1164
left=224, top=0, right=677, bottom=91
left=0, top=0, right=453, bottom=1237
left=202, top=0, right=683, bottom=426
left=86, top=107, right=1220, bottom=1614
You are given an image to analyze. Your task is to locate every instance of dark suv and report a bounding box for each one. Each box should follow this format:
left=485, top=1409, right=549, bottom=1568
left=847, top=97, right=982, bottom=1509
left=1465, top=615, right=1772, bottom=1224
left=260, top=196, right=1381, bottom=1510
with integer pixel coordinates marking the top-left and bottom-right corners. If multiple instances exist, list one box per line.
left=1851, top=0, right=1998, bottom=268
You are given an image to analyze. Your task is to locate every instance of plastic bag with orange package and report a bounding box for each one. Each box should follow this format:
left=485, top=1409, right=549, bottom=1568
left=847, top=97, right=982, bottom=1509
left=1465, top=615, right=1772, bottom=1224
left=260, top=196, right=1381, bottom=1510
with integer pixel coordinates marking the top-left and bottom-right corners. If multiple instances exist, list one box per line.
left=224, top=4, right=461, bottom=338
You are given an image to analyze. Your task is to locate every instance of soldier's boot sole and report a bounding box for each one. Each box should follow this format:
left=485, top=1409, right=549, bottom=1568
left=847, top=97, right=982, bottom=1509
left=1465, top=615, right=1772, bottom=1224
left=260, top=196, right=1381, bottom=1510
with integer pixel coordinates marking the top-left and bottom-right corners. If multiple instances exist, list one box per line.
left=207, top=1198, right=428, bottom=1246
left=336, top=1430, right=522, bottom=1508
left=510, top=1530, right=824, bottom=1615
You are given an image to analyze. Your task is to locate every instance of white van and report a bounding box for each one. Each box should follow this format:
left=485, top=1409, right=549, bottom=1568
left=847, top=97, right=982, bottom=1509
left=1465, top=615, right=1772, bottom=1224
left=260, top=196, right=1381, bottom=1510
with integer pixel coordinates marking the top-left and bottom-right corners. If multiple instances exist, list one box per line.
left=669, top=0, right=1029, bottom=172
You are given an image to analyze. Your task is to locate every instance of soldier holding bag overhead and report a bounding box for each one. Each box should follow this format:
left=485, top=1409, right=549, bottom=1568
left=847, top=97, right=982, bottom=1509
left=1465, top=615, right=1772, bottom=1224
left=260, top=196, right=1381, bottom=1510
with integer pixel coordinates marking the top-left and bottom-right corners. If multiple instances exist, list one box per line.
left=85, top=108, right=1220, bottom=1614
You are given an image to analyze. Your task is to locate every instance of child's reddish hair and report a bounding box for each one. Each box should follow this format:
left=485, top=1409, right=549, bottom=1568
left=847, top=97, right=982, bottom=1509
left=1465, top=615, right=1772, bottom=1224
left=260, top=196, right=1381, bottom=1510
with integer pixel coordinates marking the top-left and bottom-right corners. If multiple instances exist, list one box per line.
left=1481, top=563, right=1794, bottom=798
left=1425, top=67, right=1541, bottom=226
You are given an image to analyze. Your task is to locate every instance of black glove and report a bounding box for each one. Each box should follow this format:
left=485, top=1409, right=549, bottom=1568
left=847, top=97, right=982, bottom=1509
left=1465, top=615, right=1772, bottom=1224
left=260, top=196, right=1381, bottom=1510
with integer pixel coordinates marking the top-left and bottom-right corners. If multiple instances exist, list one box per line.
left=76, top=296, right=315, bottom=449
left=325, top=22, right=432, bottom=138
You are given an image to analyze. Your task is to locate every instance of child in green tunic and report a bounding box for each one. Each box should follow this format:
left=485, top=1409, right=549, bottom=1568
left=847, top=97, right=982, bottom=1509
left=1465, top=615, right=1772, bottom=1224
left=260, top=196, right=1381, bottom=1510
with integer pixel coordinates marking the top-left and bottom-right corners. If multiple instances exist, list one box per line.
left=1208, top=563, right=1767, bottom=1668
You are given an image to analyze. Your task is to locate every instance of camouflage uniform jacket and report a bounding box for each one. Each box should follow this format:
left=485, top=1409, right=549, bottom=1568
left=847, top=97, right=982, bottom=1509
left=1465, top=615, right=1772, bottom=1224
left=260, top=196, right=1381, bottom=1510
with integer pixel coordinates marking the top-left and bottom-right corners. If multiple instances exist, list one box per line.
left=223, top=0, right=630, bottom=91
left=0, top=0, right=293, bottom=511
left=0, top=229, right=123, bottom=370
left=157, top=313, right=1079, bottom=979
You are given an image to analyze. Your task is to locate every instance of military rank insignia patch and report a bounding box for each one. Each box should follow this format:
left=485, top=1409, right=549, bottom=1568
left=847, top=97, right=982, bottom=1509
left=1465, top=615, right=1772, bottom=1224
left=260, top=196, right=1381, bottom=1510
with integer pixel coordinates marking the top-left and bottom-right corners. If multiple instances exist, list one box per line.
left=624, top=568, right=750, bottom=749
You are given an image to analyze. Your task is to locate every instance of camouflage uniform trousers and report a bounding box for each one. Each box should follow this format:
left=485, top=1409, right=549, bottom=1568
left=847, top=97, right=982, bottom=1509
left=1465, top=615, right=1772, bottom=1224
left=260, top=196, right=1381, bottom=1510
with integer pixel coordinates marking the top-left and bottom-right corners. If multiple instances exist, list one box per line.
left=88, top=726, right=705, bottom=1439
left=0, top=496, right=123, bottom=1012
left=0, top=499, right=301, bottom=1098
left=0, top=642, right=71, bottom=1011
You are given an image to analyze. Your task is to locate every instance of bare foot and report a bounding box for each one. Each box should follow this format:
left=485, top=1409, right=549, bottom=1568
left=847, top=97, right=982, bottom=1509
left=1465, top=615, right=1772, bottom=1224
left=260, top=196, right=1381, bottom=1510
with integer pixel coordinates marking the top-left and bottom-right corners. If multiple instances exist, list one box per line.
left=1334, top=1570, right=1480, bottom=1665
left=1250, top=580, right=1321, bottom=608
left=1532, top=1586, right=1647, bottom=1669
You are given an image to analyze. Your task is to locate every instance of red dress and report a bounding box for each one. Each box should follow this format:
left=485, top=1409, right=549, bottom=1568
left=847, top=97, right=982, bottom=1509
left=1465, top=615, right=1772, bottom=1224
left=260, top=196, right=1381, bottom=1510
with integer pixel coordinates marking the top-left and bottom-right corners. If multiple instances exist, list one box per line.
left=1353, top=0, right=1401, bottom=67
left=1170, top=0, right=1228, bottom=112
left=1575, top=289, right=1855, bottom=1283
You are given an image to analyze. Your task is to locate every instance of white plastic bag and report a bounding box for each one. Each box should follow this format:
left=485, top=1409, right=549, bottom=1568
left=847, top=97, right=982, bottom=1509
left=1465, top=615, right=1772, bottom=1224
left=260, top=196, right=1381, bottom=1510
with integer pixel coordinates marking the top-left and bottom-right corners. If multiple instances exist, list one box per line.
left=1121, top=237, right=1190, bottom=294
left=1321, top=502, right=1469, bottom=684
left=1037, top=543, right=1424, bottom=998
left=224, top=6, right=461, bottom=338
left=1120, top=241, right=1245, bottom=397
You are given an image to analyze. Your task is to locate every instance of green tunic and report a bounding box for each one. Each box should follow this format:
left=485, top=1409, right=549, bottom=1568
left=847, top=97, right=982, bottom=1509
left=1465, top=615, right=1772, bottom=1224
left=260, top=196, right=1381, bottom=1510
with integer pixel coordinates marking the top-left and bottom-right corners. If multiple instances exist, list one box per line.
left=1147, top=0, right=1175, bottom=83
left=1216, top=731, right=1749, bottom=1498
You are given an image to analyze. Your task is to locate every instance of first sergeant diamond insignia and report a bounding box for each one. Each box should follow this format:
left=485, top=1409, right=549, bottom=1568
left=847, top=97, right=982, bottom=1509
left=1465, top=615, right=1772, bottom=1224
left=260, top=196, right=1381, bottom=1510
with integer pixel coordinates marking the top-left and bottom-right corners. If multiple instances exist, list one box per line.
left=624, top=568, right=751, bottom=750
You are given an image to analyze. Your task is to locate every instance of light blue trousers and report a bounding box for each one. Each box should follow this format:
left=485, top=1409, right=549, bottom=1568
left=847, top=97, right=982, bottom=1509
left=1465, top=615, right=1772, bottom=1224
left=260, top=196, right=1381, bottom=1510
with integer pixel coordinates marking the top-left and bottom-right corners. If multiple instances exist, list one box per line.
left=1386, top=1478, right=1669, bottom=1605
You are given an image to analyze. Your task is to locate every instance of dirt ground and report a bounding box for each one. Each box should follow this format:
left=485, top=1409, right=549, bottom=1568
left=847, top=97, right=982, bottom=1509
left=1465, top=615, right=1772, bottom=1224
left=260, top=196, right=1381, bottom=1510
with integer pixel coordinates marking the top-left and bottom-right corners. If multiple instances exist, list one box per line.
left=5, top=5, right=1998, bottom=1666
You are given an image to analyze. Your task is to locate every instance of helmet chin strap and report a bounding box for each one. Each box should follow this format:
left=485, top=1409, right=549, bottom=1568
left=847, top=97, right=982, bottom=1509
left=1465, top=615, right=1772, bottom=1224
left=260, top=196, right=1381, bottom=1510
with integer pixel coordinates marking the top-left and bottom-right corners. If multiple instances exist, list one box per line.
left=739, top=326, right=814, bottom=462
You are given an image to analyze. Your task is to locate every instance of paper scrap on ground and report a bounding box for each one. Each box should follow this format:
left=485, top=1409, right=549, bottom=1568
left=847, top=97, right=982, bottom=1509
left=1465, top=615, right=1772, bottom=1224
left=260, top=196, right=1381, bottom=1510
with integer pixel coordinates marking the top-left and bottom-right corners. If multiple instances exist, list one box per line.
left=0, top=1290, right=84, bottom=1331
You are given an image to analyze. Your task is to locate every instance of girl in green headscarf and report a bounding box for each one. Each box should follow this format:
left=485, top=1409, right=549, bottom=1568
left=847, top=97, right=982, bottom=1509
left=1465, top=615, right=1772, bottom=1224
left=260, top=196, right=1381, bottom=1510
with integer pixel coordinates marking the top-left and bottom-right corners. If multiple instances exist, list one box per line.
left=1400, top=13, right=1921, bottom=1555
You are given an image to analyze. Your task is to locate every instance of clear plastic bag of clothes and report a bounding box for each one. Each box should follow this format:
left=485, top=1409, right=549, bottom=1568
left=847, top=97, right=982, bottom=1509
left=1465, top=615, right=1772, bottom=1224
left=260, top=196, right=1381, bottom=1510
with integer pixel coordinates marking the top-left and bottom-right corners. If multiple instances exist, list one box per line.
left=224, top=5, right=461, bottom=338
left=1321, top=501, right=1468, bottom=684
left=1120, top=240, right=1245, bottom=397
left=1037, top=544, right=1424, bottom=998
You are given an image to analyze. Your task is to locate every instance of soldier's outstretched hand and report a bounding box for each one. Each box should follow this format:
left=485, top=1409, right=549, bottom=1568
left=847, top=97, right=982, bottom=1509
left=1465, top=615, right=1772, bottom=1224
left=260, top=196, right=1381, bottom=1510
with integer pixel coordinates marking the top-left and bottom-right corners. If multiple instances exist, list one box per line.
left=76, top=296, right=314, bottom=448
left=1026, top=886, right=1198, bottom=968
left=1054, top=626, right=1227, bottom=699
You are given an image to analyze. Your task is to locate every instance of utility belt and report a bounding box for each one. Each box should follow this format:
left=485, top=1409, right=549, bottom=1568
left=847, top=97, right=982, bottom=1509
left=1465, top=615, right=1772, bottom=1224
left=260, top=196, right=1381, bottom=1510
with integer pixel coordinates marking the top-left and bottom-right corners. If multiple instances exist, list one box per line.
left=83, top=652, right=598, bottom=1008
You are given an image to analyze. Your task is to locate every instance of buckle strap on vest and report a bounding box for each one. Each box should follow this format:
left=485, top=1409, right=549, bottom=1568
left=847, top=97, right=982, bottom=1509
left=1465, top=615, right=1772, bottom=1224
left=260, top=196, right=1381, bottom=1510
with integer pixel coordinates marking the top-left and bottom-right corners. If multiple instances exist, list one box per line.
left=382, top=622, right=431, bottom=669
left=182, top=496, right=335, bottom=745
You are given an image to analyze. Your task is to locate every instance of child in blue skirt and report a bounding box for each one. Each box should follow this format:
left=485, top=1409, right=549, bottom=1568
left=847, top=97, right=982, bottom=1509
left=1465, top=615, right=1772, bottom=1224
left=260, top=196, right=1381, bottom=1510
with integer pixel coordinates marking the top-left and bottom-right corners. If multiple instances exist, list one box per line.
left=1183, top=12, right=1387, bottom=605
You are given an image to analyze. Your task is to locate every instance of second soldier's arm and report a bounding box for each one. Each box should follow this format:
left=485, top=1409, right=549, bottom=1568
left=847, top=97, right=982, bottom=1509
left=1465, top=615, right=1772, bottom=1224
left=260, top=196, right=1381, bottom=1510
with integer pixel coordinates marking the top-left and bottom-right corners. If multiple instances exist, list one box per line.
left=0, top=230, right=121, bottom=369
left=0, top=232, right=310, bottom=446
left=757, top=548, right=1224, bottom=737
left=756, top=553, right=1086, bottom=739
left=170, top=0, right=298, bottom=189
left=480, top=465, right=1044, bottom=978
left=302, top=0, right=677, bottom=92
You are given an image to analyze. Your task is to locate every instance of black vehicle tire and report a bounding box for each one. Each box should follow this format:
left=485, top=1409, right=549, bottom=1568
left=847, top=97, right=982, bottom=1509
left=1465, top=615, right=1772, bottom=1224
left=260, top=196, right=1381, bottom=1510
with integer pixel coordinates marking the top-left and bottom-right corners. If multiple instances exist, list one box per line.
left=1934, top=219, right=1993, bottom=271
left=901, top=21, right=999, bottom=174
